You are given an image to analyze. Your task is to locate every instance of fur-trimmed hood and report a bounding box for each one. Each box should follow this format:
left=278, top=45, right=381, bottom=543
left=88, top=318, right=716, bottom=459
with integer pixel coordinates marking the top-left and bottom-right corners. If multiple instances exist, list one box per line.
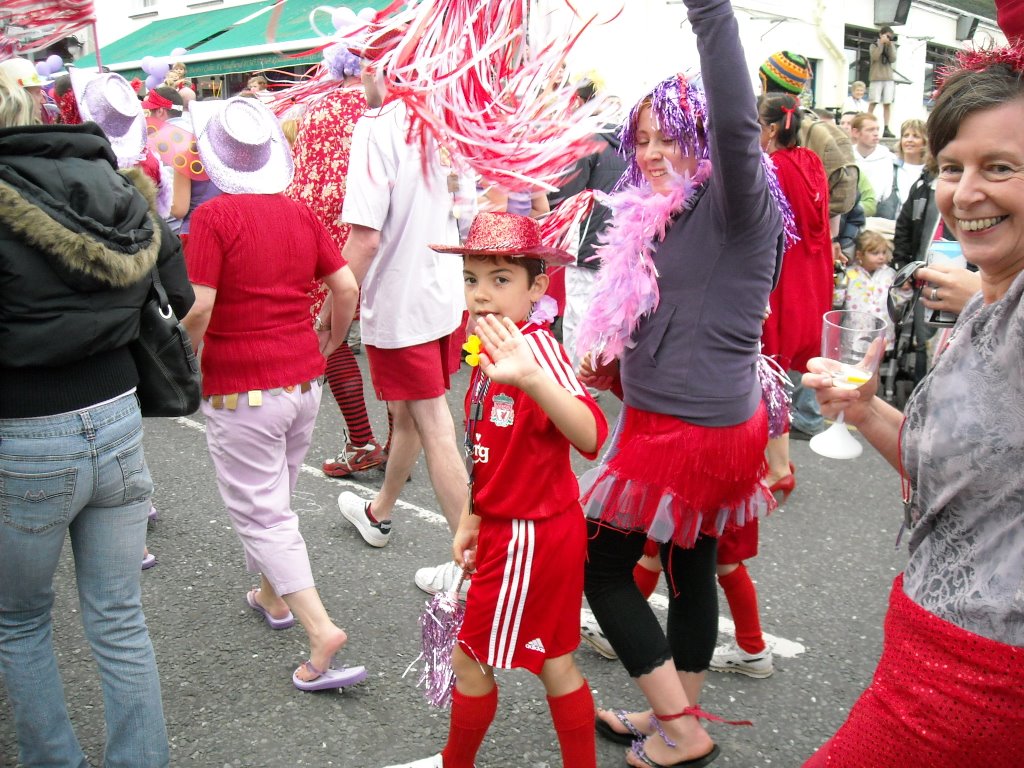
left=0, top=124, right=161, bottom=291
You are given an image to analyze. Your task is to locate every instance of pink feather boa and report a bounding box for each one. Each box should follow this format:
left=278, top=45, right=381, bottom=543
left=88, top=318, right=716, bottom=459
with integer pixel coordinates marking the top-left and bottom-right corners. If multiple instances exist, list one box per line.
left=575, top=164, right=711, bottom=364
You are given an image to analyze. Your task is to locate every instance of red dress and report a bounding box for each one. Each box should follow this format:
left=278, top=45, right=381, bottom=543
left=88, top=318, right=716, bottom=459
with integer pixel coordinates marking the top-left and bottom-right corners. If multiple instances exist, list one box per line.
left=285, top=86, right=367, bottom=317
left=760, top=146, right=833, bottom=372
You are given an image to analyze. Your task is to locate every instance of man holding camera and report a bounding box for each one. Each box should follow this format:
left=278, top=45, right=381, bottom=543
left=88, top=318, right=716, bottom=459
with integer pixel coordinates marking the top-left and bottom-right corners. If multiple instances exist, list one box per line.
left=869, top=26, right=898, bottom=138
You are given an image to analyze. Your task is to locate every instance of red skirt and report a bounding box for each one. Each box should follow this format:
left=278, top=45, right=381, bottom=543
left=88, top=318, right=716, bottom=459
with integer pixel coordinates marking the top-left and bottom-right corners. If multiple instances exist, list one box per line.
left=581, top=403, right=774, bottom=548
left=803, top=574, right=1024, bottom=768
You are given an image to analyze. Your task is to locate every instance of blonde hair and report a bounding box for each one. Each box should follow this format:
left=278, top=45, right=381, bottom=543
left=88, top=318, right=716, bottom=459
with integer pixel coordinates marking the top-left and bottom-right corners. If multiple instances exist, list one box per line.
left=896, top=118, right=928, bottom=161
left=280, top=118, right=299, bottom=149
left=0, top=70, right=39, bottom=128
left=855, top=230, right=892, bottom=263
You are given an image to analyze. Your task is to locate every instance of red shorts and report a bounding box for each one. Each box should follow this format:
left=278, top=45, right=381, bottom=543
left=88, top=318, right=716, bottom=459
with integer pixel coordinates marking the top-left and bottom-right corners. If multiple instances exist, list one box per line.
left=458, top=510, right=585, bottom=674
left=365, top=330, right=462, bottom=401
left=716, top=519, right=759, bottom=563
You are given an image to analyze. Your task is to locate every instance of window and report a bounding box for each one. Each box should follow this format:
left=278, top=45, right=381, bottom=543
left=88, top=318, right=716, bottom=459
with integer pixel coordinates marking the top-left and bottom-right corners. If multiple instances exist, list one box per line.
left=923, top=43, right=958, bottom=111
left=844, top=25, right=877, bottom=88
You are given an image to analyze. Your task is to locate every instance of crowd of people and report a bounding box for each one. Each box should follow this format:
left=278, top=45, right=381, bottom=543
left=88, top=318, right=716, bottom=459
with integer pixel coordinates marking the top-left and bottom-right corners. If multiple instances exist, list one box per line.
left=2, top=0, right=1023, bottom=765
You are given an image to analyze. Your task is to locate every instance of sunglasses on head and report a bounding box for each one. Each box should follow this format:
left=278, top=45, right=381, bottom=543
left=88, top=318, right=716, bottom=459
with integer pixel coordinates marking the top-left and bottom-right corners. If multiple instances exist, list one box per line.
left=887, top=260, right=926, bottom=336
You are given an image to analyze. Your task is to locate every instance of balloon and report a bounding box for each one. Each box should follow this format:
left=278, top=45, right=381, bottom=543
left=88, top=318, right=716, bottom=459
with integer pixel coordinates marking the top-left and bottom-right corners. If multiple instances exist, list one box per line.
left=36, top=61, right=50, bottom=77
left=357, top=7, right=376, bottom=20
left=46, top=54, right=63, bottom=72
left=145, top=74, right=161, bottom=90
left=170, top=47, right=187, bottom=58
left=332, top=7, right=357, bottom=30
left=141, top=55, right=155, bottom=74
left=151, top=61, right=170, bottom=80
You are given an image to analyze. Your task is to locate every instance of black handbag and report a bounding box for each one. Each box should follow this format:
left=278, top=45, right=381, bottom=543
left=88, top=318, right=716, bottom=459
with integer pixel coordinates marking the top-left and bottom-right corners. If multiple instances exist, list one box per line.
left=130, top=267, right=201, bottom=417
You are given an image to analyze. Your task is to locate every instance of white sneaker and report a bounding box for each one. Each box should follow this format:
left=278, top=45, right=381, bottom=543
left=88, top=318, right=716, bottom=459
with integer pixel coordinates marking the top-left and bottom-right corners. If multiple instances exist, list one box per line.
left=382, top=754, right=443, bottom=768
left=580, top=608, right=617, bottom=659
left=710, top=641, right=774, bottom=678
left=338, top=491, right=391, bottom=547
left=414, top=561, right=469, bottom=601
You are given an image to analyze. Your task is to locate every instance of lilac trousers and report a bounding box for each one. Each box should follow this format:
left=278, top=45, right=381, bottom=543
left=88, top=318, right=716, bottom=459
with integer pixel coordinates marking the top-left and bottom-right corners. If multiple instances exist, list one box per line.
left=202, top=383, right=321, bottom=596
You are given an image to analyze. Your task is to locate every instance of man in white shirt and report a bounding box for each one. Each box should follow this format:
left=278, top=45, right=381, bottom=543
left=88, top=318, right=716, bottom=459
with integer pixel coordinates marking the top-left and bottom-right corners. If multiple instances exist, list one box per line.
left=851, top=112, right=896, bottom=217
left=338, top=77, right=470, bottom=596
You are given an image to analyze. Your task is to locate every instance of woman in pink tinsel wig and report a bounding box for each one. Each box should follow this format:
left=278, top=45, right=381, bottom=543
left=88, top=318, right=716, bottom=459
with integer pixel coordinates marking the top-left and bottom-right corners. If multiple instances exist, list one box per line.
left=575, top=0, right=796, bottom=764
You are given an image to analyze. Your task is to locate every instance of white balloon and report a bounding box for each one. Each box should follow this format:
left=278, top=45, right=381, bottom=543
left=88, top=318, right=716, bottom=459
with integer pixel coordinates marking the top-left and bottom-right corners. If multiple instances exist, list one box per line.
left=357, top=7, right=376, bottom=20
left=141, top=55, right=155, bottom=74
left=170, top=47, right=187, bottom=58
left=332, top=7, right=358, bottom=31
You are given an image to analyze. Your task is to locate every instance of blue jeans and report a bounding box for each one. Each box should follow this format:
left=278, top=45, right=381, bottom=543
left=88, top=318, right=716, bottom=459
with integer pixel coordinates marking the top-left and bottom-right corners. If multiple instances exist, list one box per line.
left=788, top=369, right=825, bottom=435
left=0, top=393, right=169, bottom=768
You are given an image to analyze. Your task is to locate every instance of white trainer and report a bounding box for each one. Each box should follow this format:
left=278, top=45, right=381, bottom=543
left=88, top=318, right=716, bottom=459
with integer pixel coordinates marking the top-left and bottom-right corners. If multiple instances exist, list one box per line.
left=338, top=491, right=391, bottom=547
left=382, top=754, right=443, bottom=768
left=414, top=561, right=469, bottom=601
left=710, top=641, right=774, bottom=678
left=580, top=608, right=617, bottom=659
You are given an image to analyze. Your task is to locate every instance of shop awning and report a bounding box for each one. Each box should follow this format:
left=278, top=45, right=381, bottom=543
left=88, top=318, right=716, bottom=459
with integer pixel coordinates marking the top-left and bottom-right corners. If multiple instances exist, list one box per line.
left=74, top=1, right=270, bottom=71
left=184, top=0, right=396, bottom=76
left=74, top=0, right=395, bottom=80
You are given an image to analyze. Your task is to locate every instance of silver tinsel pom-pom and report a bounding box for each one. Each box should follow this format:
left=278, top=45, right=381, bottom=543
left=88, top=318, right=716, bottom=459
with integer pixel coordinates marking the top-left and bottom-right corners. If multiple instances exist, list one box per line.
left=415, top=581, right=466, bottom=709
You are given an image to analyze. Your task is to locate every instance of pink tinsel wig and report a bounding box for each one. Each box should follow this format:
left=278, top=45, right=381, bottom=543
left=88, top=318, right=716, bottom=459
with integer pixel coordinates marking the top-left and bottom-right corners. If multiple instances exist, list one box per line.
left=618, top=72, right=709, bottom=189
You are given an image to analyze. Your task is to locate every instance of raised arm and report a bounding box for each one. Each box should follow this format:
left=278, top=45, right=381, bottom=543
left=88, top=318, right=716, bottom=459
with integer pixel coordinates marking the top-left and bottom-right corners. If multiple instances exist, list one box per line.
left=685, top=0, right=768, bottom=224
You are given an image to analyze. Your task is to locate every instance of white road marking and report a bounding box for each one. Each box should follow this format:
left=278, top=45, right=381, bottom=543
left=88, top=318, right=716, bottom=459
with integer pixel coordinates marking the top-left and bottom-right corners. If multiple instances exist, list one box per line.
left=176, top=414, right=806, bottom=658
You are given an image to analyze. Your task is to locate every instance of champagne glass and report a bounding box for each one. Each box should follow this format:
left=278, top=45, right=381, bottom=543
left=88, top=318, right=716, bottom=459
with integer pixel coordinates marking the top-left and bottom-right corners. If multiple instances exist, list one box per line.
left=809, top=310, right=889, bottom=460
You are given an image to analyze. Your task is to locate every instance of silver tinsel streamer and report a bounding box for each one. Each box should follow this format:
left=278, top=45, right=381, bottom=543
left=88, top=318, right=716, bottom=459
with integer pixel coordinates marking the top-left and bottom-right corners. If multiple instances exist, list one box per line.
left=758, top=353, right=792, bottom=439
left=414, top=574, right=467, bottom=709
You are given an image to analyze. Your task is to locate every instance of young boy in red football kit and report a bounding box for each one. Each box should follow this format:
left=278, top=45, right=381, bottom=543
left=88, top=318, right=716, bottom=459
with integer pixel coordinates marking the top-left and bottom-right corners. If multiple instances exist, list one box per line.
left=383, top=212, right=608, bottom=768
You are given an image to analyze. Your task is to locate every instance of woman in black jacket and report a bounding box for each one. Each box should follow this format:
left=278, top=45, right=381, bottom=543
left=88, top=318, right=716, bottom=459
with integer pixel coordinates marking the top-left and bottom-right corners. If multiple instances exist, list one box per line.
left=0, top=72, right=190, bottom=768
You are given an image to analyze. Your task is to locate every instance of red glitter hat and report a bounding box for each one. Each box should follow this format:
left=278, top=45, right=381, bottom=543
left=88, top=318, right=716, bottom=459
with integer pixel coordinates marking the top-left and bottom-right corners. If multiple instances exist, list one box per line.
left=431, top=212, right=574, bottom=266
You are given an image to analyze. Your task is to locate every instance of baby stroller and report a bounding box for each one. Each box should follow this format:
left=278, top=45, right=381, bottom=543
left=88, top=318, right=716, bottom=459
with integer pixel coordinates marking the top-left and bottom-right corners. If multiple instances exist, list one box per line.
left=880, top=260, right=927, bottom=410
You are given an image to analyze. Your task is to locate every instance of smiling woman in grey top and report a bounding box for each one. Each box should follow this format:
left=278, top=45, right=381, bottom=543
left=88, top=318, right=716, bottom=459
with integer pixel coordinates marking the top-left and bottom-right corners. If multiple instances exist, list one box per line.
left=802, top=43, right=1024, bottom=767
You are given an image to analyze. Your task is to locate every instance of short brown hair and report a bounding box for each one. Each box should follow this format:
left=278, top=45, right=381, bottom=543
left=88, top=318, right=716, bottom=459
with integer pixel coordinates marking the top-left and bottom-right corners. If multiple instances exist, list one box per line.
left=928, top=65, right=1024, bottom=160
left=896, top=118, right=927, bottom=160
left=465, top=254, right=546, bottom=285
left=850, top=113, right=878, bottom=133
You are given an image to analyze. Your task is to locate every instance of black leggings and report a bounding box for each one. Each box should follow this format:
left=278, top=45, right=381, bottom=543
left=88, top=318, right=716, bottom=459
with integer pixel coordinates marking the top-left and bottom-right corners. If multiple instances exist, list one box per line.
left=584, top=521, right=719, bottom=678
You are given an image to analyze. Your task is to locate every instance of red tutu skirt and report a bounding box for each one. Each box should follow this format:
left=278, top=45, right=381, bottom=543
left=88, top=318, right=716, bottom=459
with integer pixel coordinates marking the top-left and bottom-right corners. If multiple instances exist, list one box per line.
left=803, top=574, right=1024, bottom=768
left=580, top=403, right=774, bottom=548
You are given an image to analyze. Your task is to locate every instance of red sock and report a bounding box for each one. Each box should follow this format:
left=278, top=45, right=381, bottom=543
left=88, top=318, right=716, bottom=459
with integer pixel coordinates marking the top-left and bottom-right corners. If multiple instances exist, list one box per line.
left=547, top=681, right=596, bottom=768
left=633, top=562, right=661, bottom=599
left=442, top=686, right=498, bottom=768
left=718, top=564, right=766, bottom=655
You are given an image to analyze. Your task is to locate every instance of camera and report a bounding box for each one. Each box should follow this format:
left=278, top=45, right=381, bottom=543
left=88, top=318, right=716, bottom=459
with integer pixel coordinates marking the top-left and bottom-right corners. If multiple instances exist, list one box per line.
left=925, top=241, right=965, bottom=327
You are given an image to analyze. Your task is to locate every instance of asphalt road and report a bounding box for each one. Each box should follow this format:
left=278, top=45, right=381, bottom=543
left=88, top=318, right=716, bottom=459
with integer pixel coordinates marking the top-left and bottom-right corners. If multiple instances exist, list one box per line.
left=0, top=354, right=907, bottom=768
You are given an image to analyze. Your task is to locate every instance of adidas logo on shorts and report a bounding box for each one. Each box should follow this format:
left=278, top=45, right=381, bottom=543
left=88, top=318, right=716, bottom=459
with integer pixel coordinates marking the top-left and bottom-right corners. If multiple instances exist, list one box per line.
left=525, top=638, right=546, bottom=653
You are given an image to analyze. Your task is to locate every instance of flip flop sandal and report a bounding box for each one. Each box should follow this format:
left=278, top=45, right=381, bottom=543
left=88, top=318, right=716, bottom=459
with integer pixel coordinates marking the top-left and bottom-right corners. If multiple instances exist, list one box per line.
left=246, top=589, right=295, bottom=630
left=292, top=660, right=368, bottom=692
left=596, top=709, right=645, bottom=746
left=630, top=740, right=720, bottom=767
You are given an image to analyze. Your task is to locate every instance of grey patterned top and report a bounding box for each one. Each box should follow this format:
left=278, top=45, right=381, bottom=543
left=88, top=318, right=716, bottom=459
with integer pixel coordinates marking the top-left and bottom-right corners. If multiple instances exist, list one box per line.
left=902, top=269, right=1024, bottom=647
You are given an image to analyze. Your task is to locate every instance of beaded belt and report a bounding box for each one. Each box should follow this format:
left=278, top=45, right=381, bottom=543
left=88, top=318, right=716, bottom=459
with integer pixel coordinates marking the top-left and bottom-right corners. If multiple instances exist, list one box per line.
left=205, top=376, right=324, bottom=410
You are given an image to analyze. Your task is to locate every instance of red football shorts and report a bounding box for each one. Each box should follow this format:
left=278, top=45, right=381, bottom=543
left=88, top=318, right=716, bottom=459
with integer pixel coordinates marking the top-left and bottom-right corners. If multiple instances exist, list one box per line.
left=365, top=330, right=461, bottom=402
left=458, top=509, right=585, bottom=674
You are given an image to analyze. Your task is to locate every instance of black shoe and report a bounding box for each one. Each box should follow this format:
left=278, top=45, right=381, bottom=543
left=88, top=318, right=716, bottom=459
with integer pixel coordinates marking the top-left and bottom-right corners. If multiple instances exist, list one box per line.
left=883, top=127, right=895, bottom=138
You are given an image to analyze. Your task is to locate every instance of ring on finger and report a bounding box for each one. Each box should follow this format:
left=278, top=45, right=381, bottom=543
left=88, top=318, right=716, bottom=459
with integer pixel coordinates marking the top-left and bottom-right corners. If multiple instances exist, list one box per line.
left=930, top=287, right=939, bottom=301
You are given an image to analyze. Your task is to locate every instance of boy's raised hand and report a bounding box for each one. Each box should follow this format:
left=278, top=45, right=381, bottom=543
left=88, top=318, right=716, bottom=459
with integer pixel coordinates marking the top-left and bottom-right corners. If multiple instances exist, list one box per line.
left=476, top=314, right=541, bottom=388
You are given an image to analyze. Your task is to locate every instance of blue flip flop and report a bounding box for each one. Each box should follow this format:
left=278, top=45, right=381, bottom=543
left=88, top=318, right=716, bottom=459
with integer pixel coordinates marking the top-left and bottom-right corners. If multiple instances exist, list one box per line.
left=246, top=589, right=295, bottom=630
left=292, top=660, right=368, bottom=692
